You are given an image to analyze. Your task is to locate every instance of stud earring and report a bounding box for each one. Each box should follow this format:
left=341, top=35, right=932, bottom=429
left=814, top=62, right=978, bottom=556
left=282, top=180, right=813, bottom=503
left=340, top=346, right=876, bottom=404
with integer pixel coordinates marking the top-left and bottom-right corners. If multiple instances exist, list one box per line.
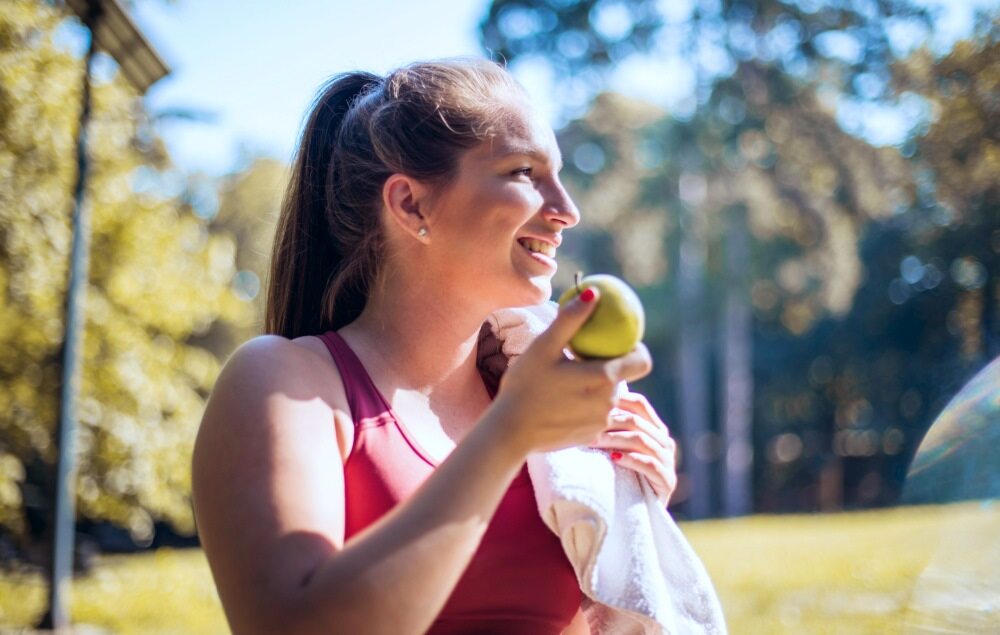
left=418, top=227, right=428, bottom=237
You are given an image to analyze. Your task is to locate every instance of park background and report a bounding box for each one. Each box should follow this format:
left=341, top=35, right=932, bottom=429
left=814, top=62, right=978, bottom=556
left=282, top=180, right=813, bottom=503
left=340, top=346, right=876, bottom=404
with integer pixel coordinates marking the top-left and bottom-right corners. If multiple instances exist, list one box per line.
left=1, top=0, right=998, bottom=632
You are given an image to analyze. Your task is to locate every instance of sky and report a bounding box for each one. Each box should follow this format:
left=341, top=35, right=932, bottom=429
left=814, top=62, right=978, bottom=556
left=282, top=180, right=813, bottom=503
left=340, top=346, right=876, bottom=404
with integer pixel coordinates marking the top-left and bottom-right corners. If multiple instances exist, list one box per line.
left=94, top=0, right=1000, bottom=177
left=127, top=0, right=487, bottom=176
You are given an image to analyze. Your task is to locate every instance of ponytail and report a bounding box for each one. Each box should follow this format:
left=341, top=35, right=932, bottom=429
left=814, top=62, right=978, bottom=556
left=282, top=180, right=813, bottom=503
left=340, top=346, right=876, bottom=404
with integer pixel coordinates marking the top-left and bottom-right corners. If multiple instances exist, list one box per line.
left=264, top=72, right=381, bottom=338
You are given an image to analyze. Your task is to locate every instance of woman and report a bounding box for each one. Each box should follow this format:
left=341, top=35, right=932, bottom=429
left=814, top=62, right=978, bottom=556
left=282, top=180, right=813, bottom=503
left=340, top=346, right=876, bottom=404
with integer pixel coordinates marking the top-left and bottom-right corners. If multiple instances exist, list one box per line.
left=192, top=58, right=678, bottom=635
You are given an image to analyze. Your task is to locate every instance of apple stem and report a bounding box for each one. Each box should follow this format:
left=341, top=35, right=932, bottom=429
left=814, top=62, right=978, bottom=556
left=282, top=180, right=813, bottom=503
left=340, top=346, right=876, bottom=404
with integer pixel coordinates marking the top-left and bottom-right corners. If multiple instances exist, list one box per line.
left=574, top=271, right=583, bottom=294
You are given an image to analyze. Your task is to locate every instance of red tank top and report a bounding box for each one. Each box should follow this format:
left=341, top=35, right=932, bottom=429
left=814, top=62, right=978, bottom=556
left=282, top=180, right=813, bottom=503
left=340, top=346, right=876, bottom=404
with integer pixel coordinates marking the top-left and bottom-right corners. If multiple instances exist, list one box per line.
left=318, top=330, right=582, bottom=634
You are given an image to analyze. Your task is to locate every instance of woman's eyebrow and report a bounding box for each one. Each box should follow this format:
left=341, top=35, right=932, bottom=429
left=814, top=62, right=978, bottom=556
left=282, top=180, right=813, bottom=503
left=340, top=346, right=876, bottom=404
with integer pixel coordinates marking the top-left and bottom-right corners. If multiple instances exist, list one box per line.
left=493, top=144, right=564, bottom=172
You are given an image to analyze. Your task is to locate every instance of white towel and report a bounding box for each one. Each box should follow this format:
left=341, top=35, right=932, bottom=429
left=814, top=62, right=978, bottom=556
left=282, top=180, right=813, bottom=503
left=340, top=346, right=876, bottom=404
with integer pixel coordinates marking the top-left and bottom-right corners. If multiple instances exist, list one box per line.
left=478, top=301, right=728, bottom=635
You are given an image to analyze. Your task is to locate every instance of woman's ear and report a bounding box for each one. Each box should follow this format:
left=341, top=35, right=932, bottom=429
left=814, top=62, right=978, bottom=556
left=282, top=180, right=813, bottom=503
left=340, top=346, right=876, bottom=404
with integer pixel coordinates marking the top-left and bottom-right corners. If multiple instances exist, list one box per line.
left=382, top=174, right=432, bottom=243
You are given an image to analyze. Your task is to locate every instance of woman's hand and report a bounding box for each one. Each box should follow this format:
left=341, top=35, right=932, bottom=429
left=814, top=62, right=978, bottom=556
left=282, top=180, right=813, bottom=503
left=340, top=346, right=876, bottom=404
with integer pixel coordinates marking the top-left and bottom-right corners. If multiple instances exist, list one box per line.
left=589, top=391, right=678, bottom=506
left=491, top=287, right=653, bottom=456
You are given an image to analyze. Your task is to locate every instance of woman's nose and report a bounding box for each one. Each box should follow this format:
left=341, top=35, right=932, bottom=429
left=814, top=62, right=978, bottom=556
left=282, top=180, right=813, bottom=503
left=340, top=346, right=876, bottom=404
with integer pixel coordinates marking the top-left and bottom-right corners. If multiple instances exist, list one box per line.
left=542, top=179, right=581, bottom=228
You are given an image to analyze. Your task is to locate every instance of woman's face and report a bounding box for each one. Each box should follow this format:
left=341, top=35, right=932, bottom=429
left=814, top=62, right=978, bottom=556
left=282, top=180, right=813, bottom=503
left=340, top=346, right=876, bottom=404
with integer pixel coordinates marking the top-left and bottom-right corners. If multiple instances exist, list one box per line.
left=425, top=98, right=580, bottom=308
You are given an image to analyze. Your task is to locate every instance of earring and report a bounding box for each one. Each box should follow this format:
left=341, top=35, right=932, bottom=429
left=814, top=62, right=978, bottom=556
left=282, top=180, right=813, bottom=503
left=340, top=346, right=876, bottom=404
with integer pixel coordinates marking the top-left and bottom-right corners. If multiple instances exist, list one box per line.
left=418, top=227, right=428, bottom=237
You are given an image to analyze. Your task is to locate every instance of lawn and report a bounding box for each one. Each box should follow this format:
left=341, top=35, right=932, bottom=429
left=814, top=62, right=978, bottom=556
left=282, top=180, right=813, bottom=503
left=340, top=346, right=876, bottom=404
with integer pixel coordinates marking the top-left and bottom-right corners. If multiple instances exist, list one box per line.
left=1, top=501, right=996, bottom=634
left=686, top=500, right=998, bottom=634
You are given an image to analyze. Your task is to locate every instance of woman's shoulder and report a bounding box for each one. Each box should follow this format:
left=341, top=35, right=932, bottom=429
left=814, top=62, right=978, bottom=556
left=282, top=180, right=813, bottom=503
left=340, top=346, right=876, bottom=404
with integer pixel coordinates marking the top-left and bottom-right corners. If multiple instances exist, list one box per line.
left=207, top=334, right=354, bottom=462
left=218, top=334, right=350, bottom=417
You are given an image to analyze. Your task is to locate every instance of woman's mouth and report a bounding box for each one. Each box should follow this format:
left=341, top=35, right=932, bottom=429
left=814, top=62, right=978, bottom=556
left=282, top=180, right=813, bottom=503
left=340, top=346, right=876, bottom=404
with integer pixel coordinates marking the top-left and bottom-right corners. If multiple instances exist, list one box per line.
left=518, top=238, right=557, bottom=258
left=518, top=238, right=557, bottom=269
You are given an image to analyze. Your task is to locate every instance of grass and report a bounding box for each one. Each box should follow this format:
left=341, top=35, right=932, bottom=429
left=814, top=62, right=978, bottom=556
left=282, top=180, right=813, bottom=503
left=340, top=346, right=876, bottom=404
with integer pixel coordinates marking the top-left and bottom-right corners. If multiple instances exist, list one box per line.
left=0, top=547, right=226, bottom=634
left=1, top=501, right=997, bottom=634
left=684, top=500, right=999, bottom=633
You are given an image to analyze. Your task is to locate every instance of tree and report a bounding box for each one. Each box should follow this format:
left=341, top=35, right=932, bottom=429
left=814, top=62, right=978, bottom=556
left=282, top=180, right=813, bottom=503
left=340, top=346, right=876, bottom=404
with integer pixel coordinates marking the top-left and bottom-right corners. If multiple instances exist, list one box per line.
left=745, top=23, right=1000, bottom=510
left=894, top=24, right=1000, bottom=362
left=479, top=0, right=999, bottom=516
left=0, top=0, right=251, bottom=559
left=186, top=156, right=286, bottom=358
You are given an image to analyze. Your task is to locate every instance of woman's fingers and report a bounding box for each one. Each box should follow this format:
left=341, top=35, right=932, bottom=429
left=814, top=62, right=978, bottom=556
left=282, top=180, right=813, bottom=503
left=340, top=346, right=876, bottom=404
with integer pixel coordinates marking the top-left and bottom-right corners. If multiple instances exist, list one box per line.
left=606, top=409, right=675, bottom=456
left=605, top=448, right=676, bottom=506
left=612, top=394, right=676, bottom=457
left=615, top=391, right=667, bottom=430
left=592, top=428, right=660, bottom=455
left=587, top=391, right=678, bottom=505
left=592, top=428, right=676, bottom=474
left=579, top=343, right=653, bottom=385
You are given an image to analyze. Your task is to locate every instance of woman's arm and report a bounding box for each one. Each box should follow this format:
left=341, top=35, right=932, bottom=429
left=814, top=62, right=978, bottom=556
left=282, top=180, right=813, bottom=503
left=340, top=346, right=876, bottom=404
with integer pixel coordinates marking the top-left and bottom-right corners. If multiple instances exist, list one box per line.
left=192, top=336, right=531, bottom=635
left=563, top=607, right=591, bottom=635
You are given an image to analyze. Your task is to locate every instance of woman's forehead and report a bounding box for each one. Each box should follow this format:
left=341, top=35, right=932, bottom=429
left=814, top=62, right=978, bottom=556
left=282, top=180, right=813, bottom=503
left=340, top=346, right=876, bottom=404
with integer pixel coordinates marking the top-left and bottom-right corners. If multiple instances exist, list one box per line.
left=473, top=102, right=562, bottom=166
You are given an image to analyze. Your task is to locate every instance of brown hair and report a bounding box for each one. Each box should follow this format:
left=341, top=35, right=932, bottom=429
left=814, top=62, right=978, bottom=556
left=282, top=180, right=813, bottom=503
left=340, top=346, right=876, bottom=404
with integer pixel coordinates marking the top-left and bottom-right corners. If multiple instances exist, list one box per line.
left=264, top=58, right=523, bottom=339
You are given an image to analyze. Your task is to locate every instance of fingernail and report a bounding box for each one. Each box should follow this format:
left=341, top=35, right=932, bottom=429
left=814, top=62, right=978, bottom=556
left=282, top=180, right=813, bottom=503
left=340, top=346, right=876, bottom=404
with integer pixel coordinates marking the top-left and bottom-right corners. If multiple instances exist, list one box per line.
left=610, top=451, right=623, bottom=461
left=580, top=288, right=596, bottom=303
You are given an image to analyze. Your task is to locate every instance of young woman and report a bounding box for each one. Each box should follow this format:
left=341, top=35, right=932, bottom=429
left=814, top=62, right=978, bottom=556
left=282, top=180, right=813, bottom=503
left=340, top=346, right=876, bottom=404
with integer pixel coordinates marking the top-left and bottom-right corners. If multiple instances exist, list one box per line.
left=192, top=58, right=678, bottom=635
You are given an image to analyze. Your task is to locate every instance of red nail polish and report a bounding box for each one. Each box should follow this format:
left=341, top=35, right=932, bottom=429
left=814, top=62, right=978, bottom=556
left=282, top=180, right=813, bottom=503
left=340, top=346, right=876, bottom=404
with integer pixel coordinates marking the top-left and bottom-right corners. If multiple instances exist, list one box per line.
left=610, top=451, right=623, bottom=461
left=580, top=288, right=596, bottom=303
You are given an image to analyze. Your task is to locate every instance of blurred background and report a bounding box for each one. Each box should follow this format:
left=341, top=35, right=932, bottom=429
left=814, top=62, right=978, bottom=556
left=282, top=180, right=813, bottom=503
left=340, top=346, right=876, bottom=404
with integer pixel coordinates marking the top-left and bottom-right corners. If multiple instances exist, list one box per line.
left=1, top=0, right=998, bottom=632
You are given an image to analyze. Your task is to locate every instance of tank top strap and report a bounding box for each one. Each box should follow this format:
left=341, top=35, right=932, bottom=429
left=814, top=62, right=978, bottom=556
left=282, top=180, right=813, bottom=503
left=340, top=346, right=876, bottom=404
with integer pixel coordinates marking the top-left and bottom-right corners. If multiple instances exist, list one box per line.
left=316, top=330, right=390, bottom=423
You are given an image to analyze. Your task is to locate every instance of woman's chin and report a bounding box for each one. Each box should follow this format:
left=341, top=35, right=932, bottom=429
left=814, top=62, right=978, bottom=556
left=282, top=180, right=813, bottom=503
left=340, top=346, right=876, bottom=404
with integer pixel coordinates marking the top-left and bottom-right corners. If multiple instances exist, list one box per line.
left=521, top=277, right=553, bottom=305
left=487, top=280, right=549, bottom=310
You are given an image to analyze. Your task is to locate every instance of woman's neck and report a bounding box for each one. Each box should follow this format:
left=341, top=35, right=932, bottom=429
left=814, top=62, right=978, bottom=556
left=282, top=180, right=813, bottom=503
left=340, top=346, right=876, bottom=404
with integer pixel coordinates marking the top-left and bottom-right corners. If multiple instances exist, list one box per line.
left=338, top=276, right=493, bottom=406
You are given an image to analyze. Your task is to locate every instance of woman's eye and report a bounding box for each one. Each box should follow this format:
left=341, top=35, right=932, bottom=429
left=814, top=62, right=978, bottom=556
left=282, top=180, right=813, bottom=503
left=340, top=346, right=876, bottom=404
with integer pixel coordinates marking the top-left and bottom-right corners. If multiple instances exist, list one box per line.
left=511, top=167, right=533, bottom=178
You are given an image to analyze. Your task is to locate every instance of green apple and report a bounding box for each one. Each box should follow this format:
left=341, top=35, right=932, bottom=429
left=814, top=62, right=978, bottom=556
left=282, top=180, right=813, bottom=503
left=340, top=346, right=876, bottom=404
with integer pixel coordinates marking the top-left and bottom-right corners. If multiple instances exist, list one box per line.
left=558, top=272, right=645, bottom=359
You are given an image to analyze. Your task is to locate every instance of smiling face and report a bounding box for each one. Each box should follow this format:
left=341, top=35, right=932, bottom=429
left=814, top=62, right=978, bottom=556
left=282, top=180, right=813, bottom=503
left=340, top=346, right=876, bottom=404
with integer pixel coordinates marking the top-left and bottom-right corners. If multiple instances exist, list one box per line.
left=422, top=98, right=581, bottom=308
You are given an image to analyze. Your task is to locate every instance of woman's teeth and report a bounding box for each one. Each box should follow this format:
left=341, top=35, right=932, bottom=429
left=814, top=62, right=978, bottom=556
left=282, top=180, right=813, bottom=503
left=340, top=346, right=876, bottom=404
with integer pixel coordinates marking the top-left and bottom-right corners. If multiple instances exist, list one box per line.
left=520, top=238, right=556, bottom=258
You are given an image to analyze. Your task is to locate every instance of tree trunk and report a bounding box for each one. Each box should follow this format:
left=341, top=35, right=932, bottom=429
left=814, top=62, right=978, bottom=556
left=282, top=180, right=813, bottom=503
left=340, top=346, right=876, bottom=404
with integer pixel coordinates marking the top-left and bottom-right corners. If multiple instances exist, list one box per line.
left=719, top=213, right=753, bottom=517
left=676, top=216, right=712, bottom=519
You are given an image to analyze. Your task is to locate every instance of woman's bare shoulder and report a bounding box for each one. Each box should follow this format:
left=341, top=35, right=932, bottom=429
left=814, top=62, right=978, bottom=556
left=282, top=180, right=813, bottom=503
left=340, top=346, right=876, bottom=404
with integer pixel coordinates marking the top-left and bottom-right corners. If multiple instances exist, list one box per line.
left=194, top=333, right=356, bottom=479
left=221, top=334, right=348, bottom=410
left=204, top=334, right=354, bottom=462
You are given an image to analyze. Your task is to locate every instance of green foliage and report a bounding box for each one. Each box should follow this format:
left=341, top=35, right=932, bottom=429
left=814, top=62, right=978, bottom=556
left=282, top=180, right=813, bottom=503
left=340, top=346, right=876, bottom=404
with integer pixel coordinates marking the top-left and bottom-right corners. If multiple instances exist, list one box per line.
left=480, top=0, right=931, bottom=110
left=481, top=0, right=664, bottom=77
left=189, top=156, right=285, bottom=355
left=556, top=81, right=914, bottom=328
left=0, top=0, right=251, bottom=544
left=747, top=30, right=1000, bottom=510
left=482, top=0, right=1000, bottom=514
